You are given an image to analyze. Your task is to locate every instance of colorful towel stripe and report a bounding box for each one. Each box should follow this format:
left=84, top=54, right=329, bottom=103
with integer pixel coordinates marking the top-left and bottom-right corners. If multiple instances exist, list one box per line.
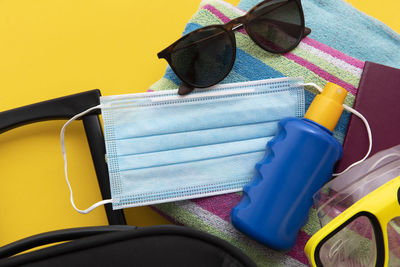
left=283, top=52, right=358, bottom=95
left=300, top=37, right=365, bottom=70
left=297, top=42, right=362, bottom=77
left=150, top=0, right=366, bottom=265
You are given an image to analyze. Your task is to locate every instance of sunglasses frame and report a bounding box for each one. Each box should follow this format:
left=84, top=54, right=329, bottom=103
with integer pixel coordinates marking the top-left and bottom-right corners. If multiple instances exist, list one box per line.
left=158, top=0, right=310, bottom=93
left=305, top=174, right=400, bottom=267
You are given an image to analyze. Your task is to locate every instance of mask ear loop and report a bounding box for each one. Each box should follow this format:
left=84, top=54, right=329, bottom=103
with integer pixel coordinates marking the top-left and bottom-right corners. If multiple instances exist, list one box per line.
left=60, top=104, right=118, bottom=214
left=301, top=83, right=373, bottom=177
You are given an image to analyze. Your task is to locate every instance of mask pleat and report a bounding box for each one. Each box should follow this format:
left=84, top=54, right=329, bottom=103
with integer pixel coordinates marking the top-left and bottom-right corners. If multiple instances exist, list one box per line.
left=117, top=136, right=271, bottom=171
left=115, top=121, right=278, bottom=156
left=118, top=151, right=266, bottom=206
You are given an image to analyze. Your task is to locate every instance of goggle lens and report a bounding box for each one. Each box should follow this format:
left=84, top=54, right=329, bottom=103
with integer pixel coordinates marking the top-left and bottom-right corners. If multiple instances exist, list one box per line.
left=388, top=217, right=400, bottom=266
left=318, top=215, right=377, bottom=267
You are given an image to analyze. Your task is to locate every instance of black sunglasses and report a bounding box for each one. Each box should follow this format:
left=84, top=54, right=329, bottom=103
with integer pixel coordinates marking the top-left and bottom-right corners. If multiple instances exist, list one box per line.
left=158, top=0, right=311, bottom=95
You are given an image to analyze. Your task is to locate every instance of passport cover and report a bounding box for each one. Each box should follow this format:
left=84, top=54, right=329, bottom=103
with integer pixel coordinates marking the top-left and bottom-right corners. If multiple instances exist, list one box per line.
left=336, top=61, right=400, bottom=172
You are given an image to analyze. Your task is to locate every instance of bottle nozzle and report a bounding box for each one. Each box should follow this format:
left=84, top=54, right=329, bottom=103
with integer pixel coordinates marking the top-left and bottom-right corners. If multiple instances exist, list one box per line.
left=304, top=83, right=347, bottom=131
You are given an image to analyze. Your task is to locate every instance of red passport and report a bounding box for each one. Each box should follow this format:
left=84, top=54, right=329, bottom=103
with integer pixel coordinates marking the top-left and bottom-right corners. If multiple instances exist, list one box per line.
left=336, top=61, right=400, bottom=172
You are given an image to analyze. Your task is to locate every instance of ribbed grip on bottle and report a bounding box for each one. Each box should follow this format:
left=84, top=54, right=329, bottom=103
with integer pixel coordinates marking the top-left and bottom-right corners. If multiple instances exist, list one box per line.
left=304, top=83, right=347, bottom=131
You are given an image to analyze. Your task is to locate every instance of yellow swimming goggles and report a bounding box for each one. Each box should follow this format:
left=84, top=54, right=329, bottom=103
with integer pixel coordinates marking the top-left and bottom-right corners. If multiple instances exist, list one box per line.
left=305, top=145, right=400, bottom=266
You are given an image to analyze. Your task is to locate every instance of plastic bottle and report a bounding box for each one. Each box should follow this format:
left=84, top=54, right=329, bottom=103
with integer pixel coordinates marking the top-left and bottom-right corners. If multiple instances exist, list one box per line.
left=230, top=83, right=347, bottom=250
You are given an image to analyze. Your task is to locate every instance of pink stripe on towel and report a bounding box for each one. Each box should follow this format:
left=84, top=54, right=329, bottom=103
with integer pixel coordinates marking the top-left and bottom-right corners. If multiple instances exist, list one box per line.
left=302, top=37, right=365, bottom=69
left=284, top=52, right=358, bottom=95
left=203, top=4, right=231, bottom=23
left=287, top=230, right=311, bottom=264
left=191, top=193, right=241, bottom=221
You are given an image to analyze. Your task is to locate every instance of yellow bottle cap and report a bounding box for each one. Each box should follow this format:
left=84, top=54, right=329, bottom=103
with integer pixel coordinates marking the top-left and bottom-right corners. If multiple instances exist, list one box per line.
left=304, top=83, right=348, bottom=131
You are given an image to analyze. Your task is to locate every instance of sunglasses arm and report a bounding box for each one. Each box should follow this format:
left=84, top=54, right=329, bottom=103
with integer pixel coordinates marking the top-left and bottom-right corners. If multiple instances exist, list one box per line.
left=157, top=48, right=169, bottom=59
left=304, top=26, right=311, bottom=37
left=178, top=82, right=195, bottom=95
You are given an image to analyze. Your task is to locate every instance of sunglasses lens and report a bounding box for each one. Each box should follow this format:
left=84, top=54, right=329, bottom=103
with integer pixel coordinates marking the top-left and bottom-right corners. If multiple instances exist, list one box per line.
left=170, top=27, right=234, bottom=88
left=318, top=215, right=377, bottom=267
left=246, top=0, right=303, bottom=53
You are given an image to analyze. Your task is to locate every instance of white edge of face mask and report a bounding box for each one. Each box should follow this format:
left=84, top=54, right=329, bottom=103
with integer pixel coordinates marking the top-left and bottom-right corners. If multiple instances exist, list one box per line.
left=112, top=187, right=242, bottom=210
left=99, top=77, right=305, bottom=102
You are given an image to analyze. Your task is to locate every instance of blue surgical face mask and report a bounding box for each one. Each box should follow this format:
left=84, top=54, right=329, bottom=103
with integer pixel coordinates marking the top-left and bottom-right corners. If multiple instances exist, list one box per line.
left=61, top=77, right=305, bottom=213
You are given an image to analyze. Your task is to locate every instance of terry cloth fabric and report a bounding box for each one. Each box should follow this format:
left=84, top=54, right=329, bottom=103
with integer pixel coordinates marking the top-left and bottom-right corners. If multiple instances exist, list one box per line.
left=149, top=0, right=368, bottom=266
left=238, top=0, right=400, bottom=69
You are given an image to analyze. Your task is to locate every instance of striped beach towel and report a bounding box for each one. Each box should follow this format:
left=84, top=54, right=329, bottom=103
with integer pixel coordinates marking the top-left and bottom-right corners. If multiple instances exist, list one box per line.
left=238, top=0, right=400, bottom=69
left=149, top=0, right=365, bottom=265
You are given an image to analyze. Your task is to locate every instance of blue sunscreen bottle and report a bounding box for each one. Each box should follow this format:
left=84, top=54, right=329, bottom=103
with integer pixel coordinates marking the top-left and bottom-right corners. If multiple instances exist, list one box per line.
left=231, top=83, right=347, bottom=250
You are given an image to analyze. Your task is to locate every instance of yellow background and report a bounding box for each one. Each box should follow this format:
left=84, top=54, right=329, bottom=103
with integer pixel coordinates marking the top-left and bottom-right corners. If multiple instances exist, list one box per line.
left=0, top=0, right=398, bottom=246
